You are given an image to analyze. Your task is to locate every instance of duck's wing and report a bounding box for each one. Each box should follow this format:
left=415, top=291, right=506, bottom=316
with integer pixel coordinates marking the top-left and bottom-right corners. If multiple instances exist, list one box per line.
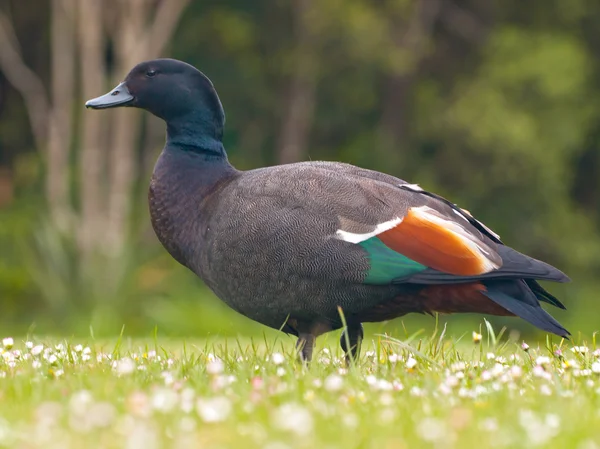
left=327, top=178, right=570, bottom=337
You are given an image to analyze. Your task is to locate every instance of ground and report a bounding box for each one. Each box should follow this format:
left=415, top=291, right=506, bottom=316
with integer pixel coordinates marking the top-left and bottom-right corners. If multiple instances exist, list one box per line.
left=0, top=324, right=598, bottom=449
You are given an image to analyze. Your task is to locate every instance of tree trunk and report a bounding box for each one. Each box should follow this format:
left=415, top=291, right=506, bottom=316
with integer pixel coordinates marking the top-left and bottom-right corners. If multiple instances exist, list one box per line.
left=276, top=0, right=317, bottom=165
left=47, top=0, right=76, bottom=232
left=77, top=0, right=107, bottom=257
left=380, top=0, right=442, bottom=151
left=105, top=0, right=148, bottom=256
left=0, top=13, right=49, bottom=152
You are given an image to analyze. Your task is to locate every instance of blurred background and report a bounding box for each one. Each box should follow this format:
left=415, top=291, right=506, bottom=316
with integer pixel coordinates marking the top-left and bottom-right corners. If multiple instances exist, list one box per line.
left=0, top=0, right=598, bottom=339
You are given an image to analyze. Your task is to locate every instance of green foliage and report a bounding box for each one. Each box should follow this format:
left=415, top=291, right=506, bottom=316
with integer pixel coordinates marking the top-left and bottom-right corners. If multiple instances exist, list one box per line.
left=0, top=0, right=599, bottom=337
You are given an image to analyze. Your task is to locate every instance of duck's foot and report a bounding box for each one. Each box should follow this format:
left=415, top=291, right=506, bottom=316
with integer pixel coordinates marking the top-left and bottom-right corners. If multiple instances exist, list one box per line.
left=296, top=333, right=316, bottom=363
left=340, top=322, right=363, bottom=366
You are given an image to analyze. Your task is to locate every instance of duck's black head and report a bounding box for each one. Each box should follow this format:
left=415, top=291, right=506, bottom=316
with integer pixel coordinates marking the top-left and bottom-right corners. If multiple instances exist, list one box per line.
left=86, top=59, right=226, bottom=144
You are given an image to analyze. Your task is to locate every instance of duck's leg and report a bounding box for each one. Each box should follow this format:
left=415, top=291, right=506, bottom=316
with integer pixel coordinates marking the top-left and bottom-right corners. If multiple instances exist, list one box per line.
left=296, top=333, right=316, bottom=363
left=340, top=322, right=364, bottom=365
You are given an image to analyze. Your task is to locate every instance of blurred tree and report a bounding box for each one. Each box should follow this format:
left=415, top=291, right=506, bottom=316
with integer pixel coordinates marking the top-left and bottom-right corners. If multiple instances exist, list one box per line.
left=0, top=0, right=599, bottom=336
left=0, top=0, right=190, bottom=260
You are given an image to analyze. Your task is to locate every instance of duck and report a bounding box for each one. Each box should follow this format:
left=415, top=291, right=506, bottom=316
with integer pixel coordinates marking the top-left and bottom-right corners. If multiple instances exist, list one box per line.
left=86, top=58, right=570, bottom=362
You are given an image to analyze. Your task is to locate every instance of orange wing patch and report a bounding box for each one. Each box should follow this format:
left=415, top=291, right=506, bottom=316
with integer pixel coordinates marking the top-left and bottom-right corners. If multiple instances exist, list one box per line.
left=378, top=206, right=501, bottom=276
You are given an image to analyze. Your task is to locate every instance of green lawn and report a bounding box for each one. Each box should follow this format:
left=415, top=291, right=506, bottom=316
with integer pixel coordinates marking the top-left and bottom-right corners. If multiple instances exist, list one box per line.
left=0, top=325, right=598, bottom=449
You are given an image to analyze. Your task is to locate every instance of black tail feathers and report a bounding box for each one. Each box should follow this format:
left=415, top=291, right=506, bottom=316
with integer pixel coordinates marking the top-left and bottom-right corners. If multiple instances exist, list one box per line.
left=482, top=279, right=570, bottom=338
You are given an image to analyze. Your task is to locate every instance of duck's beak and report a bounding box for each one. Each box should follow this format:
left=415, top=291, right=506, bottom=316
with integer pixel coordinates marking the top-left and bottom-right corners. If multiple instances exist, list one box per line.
left=85, top=82, right=134, bottom=109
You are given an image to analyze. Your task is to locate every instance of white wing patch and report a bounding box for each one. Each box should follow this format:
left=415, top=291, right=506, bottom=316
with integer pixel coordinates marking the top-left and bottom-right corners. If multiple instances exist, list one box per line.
left=400, top=183, right=423, bottom=192
left=336, top=217, right=403, bottom=244
left=411, top=206, right=501, bottom=272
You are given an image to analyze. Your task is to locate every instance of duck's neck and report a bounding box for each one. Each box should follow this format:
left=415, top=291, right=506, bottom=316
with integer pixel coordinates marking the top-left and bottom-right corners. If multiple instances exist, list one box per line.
left=157, top=113, right=238, bottom=196
left=166, top=113, right=228, bottom=161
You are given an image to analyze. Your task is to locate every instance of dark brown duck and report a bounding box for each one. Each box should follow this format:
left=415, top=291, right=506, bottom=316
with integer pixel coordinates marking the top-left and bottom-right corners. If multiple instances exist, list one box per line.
left=86, top=59, right=570, bottom=362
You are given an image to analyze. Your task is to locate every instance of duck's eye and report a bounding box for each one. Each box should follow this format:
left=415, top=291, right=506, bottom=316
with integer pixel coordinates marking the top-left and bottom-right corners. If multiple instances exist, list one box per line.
left=146, top=70, right=157, bottom=78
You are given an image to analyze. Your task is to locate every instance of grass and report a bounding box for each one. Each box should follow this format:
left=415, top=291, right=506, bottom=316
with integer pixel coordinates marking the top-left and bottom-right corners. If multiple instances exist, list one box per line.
left=0, top=324, right=599, bottom=449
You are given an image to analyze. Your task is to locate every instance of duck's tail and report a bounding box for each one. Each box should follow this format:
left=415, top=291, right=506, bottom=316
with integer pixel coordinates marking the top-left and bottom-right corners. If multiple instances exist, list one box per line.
left=481, top=279, right=570, bottom=338
left=397, top=245, right=570, bottom=338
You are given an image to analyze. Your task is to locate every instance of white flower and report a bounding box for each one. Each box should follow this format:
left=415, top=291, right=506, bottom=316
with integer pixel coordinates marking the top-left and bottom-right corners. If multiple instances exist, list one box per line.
left=410, top=386, right=423, bottom=397
left=417, top=417, right=447, bottom=442
left=74, top=345, right=83, bottom=353
left=69, top=390, right=93, bottom=415
left=47, top=354, right=58, bottom=365
left=206, top=359, right=224, bottom=375
left=180, top=388, right=195, bottom=413
left=439, top=383, right=452, bottom=395
left=535, top=356, right=551, bottom=366
left=379, top=408, right=396, bottom=423
left=379, top=393, right=393, bottom=406
left=271, top=353, right=285, bottom=365
left=271, top=403, right=314, bottom=436
left=35, top=401, right=63, bottom=425
left=365, top=375, right=377, bottom=385
left=82, top=347, right=92, bottom=355
left=114, top=357, right=135, bottom=375
left=375, top=379, right=393, bottom=391
left=540, top=385, right=552, bottom=396
left=25, top=341, right=33, bottom=349
left=480, top=418, right=498, bottom=432
left=161, top=371, right=174, bottom=385
left=31, top=345, right=43, bottom=356
left=571, top=346, right=589, bottom=354
left=532, top=365, right=551, bottom=380
left=342, top=414, right=358, bottom=428
left=451, top=361, right=466, bottom=372
left=126, top=392, right=151, bottom=418
left=2, top=338, right=13, bottom=349
left=445, top=375, right=459, bottom=387
left=472, top=331, right=482, bottom=343
left=510, top=365, right=522, bottom=378
left=151, top=388, right=179, bottom=413
left=406, top=357, right=417, bottom=369
left=196, top=397, right=232, bottom=423
left=591, top=362, right=600, bottom=373
left=324, top=374, right=343, bottom=391
left=88, top=402, right=115, bottom=428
